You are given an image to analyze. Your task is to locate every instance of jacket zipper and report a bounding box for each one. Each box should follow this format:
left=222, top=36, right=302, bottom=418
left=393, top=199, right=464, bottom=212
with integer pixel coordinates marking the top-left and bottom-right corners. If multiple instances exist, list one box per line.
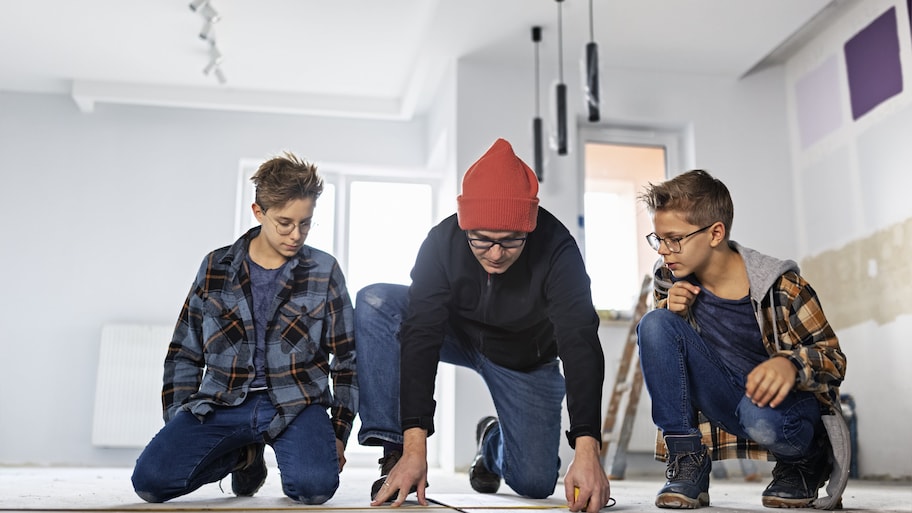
left=479, top=272, right=492, bottom=353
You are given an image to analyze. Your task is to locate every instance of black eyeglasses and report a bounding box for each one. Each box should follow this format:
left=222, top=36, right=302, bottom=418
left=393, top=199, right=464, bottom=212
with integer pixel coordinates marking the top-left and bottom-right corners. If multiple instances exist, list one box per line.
left=645, top=224, right=713, bottom=253
left=466, top=233, right=527, bottom=250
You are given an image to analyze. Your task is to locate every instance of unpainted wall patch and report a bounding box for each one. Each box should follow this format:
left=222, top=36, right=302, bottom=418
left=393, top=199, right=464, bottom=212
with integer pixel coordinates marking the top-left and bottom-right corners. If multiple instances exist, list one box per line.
left=800, top=216, right=912, bottom=330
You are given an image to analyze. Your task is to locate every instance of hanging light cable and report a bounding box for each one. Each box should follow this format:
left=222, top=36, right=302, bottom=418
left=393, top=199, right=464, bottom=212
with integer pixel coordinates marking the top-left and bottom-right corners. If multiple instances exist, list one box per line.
left=531, top=26, right=545, bottom=181
left=586, top=0, right=600, bottom=122
left=555, top=0, right=568, bottom=155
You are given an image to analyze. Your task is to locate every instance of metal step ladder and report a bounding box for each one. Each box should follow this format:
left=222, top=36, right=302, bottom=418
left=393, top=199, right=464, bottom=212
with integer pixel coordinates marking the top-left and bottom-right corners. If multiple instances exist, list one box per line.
left=600, top=274, right=652, bottom=479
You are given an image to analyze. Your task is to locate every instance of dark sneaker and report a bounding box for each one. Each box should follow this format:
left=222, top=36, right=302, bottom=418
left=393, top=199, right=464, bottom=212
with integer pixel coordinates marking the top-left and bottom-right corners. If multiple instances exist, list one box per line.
left=231, top=443, right=267, bottom=497
left=762, top=442, right=831, bottom=508
left=469, top=416, right=501, bottom=494
left=656, top=435, right=711, bottom=509
left=370, top=451, right=421, bottom=501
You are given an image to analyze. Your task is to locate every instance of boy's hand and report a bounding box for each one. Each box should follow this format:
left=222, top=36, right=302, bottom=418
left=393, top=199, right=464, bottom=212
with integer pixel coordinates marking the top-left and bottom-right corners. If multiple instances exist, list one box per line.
left=336, top=439, right=346, bottom=471
left=666, top=281, right=700, bottom=316
left=745, top=356, right=797, bottom=408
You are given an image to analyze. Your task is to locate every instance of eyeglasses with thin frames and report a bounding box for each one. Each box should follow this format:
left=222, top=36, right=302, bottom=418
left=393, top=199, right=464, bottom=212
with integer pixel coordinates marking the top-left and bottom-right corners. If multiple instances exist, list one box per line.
left=645, top=224, right=713, bottom=253
left=262, top=210, right=314, bottom=236
left=466, top=233, right=527, bottom=250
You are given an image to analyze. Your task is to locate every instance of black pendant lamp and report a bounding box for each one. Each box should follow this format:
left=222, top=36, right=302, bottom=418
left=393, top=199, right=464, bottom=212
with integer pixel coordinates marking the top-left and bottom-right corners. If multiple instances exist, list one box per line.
left=586, top=0, right=600, bottom=122
left=532, top=26, right=544, bottom=181
left=555, top=0, right=568, bottom=155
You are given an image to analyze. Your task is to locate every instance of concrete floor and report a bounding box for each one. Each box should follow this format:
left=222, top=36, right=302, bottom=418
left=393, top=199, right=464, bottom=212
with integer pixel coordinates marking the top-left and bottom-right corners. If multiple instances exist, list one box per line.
left=0, top=457, right=909, bottom=512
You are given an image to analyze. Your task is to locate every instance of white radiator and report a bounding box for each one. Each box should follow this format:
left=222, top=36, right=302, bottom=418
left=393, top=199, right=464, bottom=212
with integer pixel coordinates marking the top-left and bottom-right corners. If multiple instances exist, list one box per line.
left=91, top=324, right=172, bottom=448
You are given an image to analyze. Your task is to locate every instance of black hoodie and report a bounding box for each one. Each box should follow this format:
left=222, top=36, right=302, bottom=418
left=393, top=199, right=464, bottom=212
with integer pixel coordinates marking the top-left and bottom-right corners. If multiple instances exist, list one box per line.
left=399, top=207, right=604, bottom=447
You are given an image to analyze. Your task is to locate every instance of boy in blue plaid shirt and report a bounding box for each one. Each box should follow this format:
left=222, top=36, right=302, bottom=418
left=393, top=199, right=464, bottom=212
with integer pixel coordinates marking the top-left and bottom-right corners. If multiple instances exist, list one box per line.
left=132, top=152, right=357, bottom=504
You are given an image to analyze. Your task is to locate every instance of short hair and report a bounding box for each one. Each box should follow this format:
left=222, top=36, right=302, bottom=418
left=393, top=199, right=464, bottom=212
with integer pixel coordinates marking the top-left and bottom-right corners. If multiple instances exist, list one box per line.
left=250, top=152, right=323, bottom=211
left=639, top=169, right=734, bottom=237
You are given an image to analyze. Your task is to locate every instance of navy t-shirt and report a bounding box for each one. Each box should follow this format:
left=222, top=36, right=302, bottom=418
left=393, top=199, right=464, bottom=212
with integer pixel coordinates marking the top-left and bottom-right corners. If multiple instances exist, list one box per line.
left=689, top=281, right=768, bottom=381
left=247, top=256, right=285, bottom=389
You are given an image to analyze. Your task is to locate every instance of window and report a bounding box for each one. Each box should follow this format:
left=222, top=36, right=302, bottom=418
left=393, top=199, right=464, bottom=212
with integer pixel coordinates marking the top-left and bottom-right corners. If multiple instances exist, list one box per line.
left=306, top=183, right=335, bottom=254
left=579, top=126, right=689, bottom=316
left=346, top=181, right=433, bottom=297
left=584, top=175, right=640, bottom=310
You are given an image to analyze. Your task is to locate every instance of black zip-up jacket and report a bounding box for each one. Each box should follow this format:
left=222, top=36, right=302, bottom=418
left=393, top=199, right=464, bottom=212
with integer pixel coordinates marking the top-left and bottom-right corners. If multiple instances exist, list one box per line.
left=399, top=207, right=604, bottom=448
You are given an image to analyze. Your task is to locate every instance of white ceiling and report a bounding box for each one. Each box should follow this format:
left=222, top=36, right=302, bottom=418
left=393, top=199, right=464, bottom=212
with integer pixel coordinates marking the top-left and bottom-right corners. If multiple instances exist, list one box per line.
left=0, top=0, right=845, bottom=120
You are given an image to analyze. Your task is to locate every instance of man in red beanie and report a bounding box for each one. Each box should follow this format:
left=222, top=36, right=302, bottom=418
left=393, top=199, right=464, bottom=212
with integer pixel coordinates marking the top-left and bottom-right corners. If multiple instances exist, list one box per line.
left=355, top=138, right=611, bottom=512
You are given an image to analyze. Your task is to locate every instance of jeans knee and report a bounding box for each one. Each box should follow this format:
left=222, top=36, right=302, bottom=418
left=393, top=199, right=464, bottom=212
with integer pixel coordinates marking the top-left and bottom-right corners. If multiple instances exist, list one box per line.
left=132, top=467, right=167, bottom=503
left=637, top=308, right=678, bottom=350
left=743, top=417, right=778, bottom=447
left=356, top=283, right=396, bottom=311
left=283, top=473, right=338, bottom=505
left=134, top=490, right=165, bottom=504
left=740, top=398, right=818, bottom=460
left=289, top=493, right=333, bottom=505
left=506, top=472, right=558, bottom=499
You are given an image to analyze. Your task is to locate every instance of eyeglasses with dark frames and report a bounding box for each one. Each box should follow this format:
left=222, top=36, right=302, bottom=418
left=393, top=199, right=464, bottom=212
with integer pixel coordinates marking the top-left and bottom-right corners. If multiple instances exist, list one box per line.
left=645, top=224, right=713, bottom=253
left=466, top=233, right=527, bottom=250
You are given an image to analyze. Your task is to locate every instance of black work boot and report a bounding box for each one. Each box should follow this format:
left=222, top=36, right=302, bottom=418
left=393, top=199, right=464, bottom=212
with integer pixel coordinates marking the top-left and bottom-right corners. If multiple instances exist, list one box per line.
left=762, top=435, right=832, bottom=508
left=655, top=435, right=711, bottom=509
left=231, top=443, right=267, bottom=497
left=370, top=450, right=422, bottom=501
left=469, top=416, right=501, bottom=493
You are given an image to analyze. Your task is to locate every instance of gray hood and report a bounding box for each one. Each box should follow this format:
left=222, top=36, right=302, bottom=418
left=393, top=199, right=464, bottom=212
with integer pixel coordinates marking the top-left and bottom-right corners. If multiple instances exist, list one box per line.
left=732, top=241, right=799, bottom=302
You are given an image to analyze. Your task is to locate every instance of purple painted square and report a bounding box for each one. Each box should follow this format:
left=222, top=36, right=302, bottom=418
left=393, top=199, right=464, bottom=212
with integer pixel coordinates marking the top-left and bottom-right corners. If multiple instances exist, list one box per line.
left=844, top=7, right=903, bottom=120
left=795, top=56, right=842, bottom=148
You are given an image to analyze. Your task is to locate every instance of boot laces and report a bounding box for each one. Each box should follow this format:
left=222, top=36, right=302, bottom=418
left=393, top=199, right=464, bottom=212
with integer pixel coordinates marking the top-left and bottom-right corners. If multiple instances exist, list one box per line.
left=771, top=460, right=819, bottom=491
left=666, top=451, right=706, bottom=481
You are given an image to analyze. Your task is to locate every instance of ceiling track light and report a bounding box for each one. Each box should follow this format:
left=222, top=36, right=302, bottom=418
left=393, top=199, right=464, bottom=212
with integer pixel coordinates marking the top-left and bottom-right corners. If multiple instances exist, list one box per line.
left=203, top=42, right=223, bottom=75
left=199, top=20, right=215, bottom=41
left=192, top=0, right=226, bottom=85
left=203, top=59, right=218, bottom=76
left=199, top=3, right=220, bottom=23
left=188, top=0, right=208, bottom=12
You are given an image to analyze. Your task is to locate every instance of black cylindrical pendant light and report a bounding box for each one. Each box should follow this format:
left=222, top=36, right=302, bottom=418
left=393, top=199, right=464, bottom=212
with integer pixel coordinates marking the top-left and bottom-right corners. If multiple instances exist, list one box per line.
left=586, top=0, right=600, bottom=122
left=555, top=0, right=567, bottom=155
left=532, top=26, right=544, bottom=181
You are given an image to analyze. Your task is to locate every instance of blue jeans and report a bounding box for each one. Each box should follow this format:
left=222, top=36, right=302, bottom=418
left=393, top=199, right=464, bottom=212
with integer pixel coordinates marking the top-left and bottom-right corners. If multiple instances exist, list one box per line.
left=355, top=283, right=563, bottom=498
left=132, top=391, right=339, bottom=504
left=637, top=308, right=822, bottom=462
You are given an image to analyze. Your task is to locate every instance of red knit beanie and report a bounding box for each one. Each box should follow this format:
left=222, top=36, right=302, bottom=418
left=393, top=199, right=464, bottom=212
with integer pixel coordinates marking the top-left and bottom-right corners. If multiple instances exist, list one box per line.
left=457, top=138, right=540, bottom=232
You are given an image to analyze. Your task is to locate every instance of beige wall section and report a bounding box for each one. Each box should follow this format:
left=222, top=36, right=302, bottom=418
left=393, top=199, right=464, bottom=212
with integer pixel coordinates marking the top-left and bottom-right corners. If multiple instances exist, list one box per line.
left=800, top=216, right=912, bottom=330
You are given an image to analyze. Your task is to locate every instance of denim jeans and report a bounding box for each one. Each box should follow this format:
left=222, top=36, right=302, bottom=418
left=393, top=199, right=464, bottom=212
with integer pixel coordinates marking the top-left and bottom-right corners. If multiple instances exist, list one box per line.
left=132, top=391, right=339, bottom=504
left=637, top=308, right=822, bottom=462
left=355, top=283, right=563, bottom=498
